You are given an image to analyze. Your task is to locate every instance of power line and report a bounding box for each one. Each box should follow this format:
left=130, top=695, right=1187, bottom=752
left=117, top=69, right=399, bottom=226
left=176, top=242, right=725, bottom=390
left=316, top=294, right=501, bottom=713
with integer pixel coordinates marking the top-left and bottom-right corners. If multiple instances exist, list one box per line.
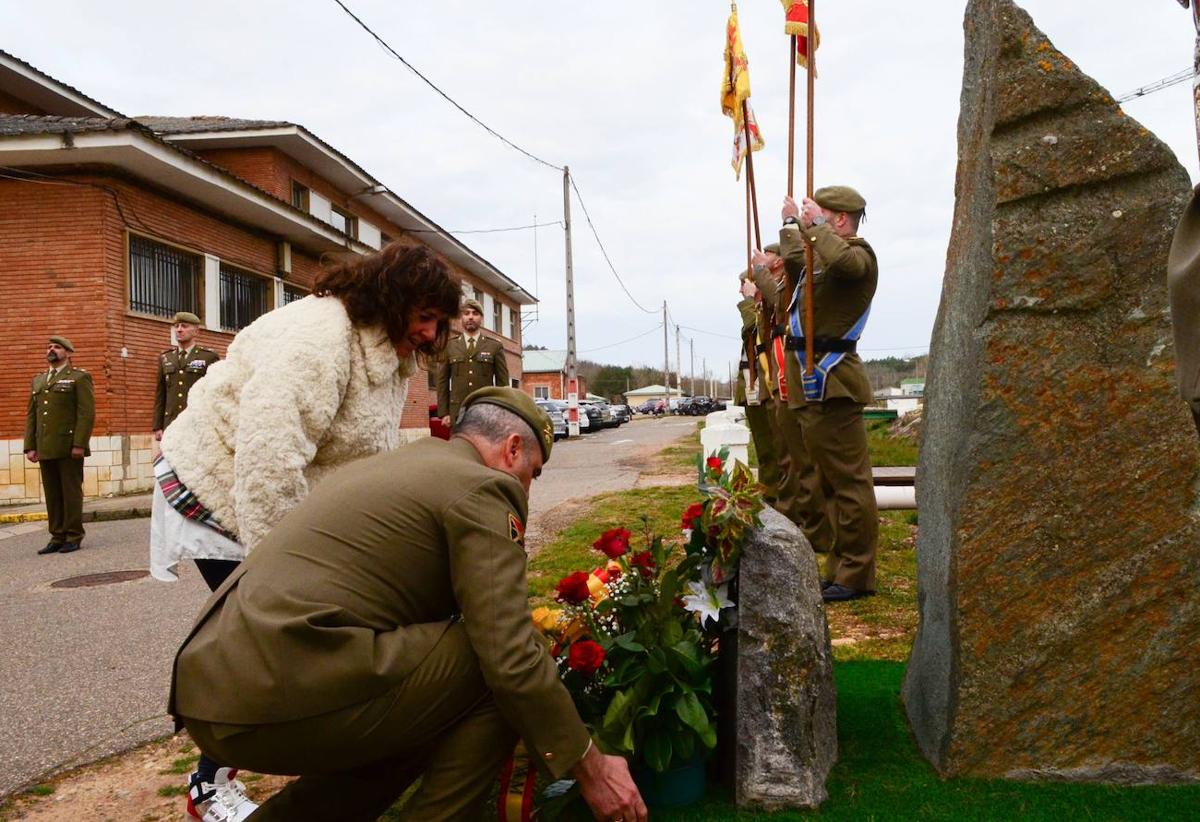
left=676, top=323, right=740, bottom=341
left=568, top=175, right=659, bottom=315
left=1117, top=66, right=1193, bottom=103
left=329, top=0, right=562, bottom=171
left=578, top=323, right=664, bottom=353
left=405, top=220, right=564, bottom=235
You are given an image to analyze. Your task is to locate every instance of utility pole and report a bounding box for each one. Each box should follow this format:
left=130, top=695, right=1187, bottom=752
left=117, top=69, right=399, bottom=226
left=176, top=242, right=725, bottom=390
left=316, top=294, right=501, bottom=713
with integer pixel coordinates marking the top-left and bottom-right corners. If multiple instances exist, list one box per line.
left=727, top=362, right=733, bottom=400
left=563, top=167, right=579, bottom=437
left=675, top=325, right=682, bottom=396
left=690, top=338, right=695, bottom=396
left=662, top=301, right=670, bottom=411
left=702, top=357, right=706, bottom=398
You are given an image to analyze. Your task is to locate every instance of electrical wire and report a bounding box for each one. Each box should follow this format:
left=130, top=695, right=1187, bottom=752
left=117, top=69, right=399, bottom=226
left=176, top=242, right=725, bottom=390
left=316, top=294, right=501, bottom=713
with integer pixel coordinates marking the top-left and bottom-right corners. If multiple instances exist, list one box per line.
left=578, top=323, right=664, bottom=353
left=675, top=323, right=740, bottom=341
left=404, top=220, right=563, bottom=235
left=1117, top=66, right=1193, bottom=102
left=567, top=174, right=659, bottom=315
left=329, top=0, right=562, bottom=171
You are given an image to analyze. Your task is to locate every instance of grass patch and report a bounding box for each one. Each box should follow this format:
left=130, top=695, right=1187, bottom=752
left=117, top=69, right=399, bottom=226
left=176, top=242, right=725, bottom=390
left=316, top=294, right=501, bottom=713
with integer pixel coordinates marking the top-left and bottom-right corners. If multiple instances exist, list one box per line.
left=867, top=419, right=918, bottom=466
left=645, top=420, right=703, bottom=474
left=649, top=661, right=1200, bottom=821
left=160, top=754, right=199, bottom=775
left=24, top=785, right=54, bottom=797
left=527, top=485, right=700, bottom=608
left=157, top=785, right=188, bottom=797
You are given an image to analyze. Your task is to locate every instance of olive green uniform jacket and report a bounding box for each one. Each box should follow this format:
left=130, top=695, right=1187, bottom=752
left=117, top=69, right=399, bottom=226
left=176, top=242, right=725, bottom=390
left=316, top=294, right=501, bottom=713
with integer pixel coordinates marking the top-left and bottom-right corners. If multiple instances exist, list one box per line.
left=153, top=345, right=219, bottom=431
left=436, top=335, right=510, bottom=422
left=169, top=436, right=590, bottom=779
left=779, top=223, right=878, bottom=409
left=24, top=366, right=95, bottom=459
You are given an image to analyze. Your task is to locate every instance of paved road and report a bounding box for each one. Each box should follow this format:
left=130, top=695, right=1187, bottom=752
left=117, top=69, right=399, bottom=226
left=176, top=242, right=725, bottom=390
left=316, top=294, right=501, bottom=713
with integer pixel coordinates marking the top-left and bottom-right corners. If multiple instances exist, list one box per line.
left=0, top=417, right=696, bottom=797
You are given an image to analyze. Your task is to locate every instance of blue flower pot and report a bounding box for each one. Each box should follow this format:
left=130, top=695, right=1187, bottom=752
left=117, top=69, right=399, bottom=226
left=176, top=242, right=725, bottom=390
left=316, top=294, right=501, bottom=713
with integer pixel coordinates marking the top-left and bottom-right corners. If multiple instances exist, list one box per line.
left=632, top=755, right=706, bottom=808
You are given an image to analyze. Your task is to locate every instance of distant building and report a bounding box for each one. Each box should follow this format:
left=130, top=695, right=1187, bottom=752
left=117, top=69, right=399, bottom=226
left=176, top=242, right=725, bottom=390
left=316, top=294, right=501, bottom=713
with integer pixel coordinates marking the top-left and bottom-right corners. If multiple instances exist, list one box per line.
left=625, top=385, right=687, bottom=400
left=521, top=350, right=587, bottom=400
left=0, top=49, right=534, bottom=504
left=900, top=377, right=926, bottom=396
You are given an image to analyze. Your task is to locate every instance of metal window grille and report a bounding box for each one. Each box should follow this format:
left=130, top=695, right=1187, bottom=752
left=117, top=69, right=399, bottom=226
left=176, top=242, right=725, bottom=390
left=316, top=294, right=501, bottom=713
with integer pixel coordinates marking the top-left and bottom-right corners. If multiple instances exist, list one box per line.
left=219, top=264, right=272, bottom=331
left=128, top=235, right=202, bottom=318
left=283, top=285, right=308, bottom=305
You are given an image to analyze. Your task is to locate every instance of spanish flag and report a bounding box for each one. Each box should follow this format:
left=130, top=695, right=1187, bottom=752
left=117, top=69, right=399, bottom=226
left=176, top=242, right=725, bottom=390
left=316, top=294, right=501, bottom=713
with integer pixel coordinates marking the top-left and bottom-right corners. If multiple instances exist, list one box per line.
left=721, top=9, right=765, bottom=179
left=782, top=0, right=819, bottom=71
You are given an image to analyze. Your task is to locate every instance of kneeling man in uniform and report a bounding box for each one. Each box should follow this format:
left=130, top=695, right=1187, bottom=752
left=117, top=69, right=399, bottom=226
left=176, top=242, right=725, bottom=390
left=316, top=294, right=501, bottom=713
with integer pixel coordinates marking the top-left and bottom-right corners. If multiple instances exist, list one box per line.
left=169, top=387, right=646, bottom=821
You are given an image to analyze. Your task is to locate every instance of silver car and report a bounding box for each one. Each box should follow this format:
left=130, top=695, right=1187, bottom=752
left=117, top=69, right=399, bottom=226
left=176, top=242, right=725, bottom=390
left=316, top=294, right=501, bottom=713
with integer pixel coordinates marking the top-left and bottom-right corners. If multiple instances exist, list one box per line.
left=536, top=399, right=569, bottom=440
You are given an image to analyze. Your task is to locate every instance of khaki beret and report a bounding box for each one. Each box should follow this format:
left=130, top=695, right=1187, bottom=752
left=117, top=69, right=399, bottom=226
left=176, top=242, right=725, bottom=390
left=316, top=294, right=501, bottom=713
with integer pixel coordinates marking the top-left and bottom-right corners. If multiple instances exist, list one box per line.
left=462, top=386, right=554, bottom=462
left=813, top=185, right=866, bottom=213
left=48, top=335, right=75, bottom=352
left=172, top=311, right=202, bottom=325
left=461, top=298, right=484, bottom=315
left=764, top=242, right=781, bottom=255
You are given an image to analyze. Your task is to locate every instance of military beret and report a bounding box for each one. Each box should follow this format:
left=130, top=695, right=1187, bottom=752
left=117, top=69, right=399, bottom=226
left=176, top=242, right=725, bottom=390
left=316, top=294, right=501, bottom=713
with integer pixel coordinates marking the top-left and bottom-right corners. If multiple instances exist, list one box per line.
left=813, top=185, right=866, bottom=213
left=48, top=335, right=74, bottom=352
left=462, top=386, right=554, bottom=462
left=764, top=242, right=781, bottom=255
left=461, top=298, right=484, bottom=315
left=172, top=311, right=201, bottom=325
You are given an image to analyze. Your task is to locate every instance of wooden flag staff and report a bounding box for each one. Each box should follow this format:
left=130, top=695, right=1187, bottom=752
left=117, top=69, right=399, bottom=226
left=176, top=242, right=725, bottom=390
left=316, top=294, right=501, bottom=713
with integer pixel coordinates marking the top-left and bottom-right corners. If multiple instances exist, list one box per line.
left=803, top=1, right=816, bottom=377
left=741, top=99, right=762, bottom=250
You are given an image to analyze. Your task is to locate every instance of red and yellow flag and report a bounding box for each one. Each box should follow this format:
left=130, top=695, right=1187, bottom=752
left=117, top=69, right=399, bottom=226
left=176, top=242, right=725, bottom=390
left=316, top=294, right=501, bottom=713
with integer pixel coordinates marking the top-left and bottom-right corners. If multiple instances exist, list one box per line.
left=782, top=0, right=819, bottom=70
left=721, top=9, right=765, bottom=179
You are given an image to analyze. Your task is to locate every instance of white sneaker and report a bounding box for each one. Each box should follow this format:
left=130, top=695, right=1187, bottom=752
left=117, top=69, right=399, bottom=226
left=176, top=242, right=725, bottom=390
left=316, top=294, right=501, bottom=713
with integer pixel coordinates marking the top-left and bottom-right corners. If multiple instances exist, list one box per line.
left=187, top=767, right=259, bottom=822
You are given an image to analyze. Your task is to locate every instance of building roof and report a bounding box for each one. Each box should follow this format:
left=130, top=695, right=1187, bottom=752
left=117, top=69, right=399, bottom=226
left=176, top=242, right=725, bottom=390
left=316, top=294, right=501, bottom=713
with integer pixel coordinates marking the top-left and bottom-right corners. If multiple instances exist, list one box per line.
left=135, top=116, right=292, bottom=134
left=625, top=384, right=686, bottom=398
left=0, top=114, right=138, bottom=137
left=0, top=50, right=123, bottom=118
left=522, top=349, right=567, bottom=373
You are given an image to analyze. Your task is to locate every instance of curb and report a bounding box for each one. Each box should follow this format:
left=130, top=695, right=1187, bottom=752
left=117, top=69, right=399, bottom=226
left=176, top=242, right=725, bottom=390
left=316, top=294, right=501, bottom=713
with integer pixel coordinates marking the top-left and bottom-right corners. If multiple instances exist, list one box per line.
left=0, top=508, right=151, bottom=526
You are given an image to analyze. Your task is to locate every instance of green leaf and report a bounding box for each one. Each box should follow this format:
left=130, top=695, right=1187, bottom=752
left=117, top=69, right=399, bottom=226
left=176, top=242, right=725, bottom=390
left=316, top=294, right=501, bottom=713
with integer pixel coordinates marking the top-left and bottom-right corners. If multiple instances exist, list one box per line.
left=674, top=691, right=710, bottom=736
left=647, top=648, right=668, bottom=674
left=644, top=731, right=673, bottom=773
left=675, top=729, right=696, bottom=763
left=662, top=619, right=683, bottom=647
left=614, top=632, right=646, bottom=653
left=667, top=640, right=703, bottom=678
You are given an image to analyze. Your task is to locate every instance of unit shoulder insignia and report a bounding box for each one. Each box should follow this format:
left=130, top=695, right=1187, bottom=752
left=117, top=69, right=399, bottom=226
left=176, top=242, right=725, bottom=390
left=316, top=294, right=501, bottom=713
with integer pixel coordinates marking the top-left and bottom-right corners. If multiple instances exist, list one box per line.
left=508, top=513, right=525, bottom=547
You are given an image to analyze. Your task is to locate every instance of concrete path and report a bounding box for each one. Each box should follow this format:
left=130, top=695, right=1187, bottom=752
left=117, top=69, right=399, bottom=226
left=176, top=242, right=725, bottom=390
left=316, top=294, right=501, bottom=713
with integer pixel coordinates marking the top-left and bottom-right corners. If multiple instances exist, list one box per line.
left=0, top=417, right=696, bottom=798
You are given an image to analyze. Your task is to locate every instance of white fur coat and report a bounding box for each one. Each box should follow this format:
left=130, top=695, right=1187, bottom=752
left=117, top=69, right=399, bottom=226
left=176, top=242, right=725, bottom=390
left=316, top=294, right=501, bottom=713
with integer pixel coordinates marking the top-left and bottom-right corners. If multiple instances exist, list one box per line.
left=160, top=295, right=413, bottom=551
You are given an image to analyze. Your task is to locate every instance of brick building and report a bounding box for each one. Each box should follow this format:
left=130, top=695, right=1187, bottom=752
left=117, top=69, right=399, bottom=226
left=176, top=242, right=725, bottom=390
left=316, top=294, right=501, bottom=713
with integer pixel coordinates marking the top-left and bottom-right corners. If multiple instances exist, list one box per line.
left=0, top=50, right=534, bottom=504
left=521, top=350, right=586, bottom=401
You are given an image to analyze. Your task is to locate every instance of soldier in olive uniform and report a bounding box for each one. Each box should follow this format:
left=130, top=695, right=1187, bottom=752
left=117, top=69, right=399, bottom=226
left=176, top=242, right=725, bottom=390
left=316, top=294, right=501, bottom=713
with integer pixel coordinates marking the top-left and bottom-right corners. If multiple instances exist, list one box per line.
left=736, top=273, right=782, bottom=501
left=778, top=186, right=879, bottom=602
left=749, top=244, right=835, bottom=554
left=24, top=336, right=95, bottom=555
left=436, top=298, right=510, bottom=428
left=153, top=311, right=219, bottom=441
left=170, top=387, right=645, bottom=821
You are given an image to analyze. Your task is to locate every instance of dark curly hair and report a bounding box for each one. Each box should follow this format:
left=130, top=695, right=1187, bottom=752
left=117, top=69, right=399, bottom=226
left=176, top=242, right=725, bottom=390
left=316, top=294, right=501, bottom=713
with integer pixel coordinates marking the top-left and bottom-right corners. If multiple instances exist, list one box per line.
left=313, top=243, right=461, bottom=365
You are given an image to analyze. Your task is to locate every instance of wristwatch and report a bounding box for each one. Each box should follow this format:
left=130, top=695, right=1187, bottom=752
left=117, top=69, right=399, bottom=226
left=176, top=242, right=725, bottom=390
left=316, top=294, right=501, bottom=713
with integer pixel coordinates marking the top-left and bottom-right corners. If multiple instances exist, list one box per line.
left=783, top=216, right=799, bottom=226
left=810, top=214, right=827, bottom=227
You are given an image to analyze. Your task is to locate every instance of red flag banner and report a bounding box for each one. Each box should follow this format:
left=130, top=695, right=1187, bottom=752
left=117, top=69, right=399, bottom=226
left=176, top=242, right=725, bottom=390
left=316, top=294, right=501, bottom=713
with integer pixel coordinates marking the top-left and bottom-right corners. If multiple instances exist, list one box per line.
left=781, top=0, right=819, bottom=71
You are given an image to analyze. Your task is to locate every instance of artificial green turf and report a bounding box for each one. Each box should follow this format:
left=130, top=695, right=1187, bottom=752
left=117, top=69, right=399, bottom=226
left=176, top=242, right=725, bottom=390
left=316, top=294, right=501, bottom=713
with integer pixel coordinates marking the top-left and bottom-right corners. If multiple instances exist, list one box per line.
left=650, top=661, right=1200, bottom=821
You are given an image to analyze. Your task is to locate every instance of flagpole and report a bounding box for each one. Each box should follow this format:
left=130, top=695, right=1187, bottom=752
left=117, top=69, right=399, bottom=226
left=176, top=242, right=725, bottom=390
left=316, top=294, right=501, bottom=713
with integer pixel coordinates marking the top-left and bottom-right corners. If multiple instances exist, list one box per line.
left=803, top=0, right=817, bottom=377
left=787, top=35, right=797, bottom=198
left=741, top=99, right=762, bottom=250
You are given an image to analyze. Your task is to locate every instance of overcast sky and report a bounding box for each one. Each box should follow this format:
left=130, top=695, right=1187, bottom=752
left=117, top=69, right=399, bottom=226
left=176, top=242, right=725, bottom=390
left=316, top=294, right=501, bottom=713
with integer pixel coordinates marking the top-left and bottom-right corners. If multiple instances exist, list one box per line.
left=5, top=1, right=1197, bottom=382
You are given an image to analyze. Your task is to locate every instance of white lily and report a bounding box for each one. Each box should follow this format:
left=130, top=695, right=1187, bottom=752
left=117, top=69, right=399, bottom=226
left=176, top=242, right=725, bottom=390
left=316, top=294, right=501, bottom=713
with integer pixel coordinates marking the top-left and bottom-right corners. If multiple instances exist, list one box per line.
left=681, top=580, right=733, bottom=627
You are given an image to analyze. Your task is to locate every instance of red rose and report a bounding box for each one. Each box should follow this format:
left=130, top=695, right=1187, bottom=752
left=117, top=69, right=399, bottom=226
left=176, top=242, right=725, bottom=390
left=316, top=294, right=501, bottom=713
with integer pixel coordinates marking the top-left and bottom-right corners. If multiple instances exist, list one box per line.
left=706, top=456, right=723, bottom=472
left=567, top=639, right=606, bottom=676
left=592, top=567, right=611, bottom=584
left=681, top=502, right=704, bottom=531
left=593, top=528, right=631, bottom=559
left=555, top=571, right=592, bottom=605
left=629, top=551, right=657, bottom=577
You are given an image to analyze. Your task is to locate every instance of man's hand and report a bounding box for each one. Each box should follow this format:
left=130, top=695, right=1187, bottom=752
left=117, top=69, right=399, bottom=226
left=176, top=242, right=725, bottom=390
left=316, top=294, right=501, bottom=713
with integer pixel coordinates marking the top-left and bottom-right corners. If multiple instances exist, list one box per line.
left=800, top=197, right=823, bottom=228
left=751, top=248, right=769, bottom=269
left=153, top=429, right=163, bottom=442
left=740, top=278, right=757, bottom=299
left=571, top=744, right=647, bottom=822
left=70, top=446, right=85, bottom=460
left=440, top=415, right=452, bottom=428
left=24, top=450, right=38, bottom=464
left=782, top=195, right=800, bottom=221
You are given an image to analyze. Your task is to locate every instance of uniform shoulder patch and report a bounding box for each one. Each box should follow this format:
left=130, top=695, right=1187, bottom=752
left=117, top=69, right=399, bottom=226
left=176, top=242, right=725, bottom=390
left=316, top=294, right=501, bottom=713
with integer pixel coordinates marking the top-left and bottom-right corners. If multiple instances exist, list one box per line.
left=508, top=513, right=525, bottom=547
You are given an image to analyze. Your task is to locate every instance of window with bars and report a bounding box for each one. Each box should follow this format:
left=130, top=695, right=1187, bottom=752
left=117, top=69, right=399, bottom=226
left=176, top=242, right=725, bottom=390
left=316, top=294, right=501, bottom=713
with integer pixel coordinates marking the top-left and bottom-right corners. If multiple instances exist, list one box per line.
left=283, top=284, right=309, bottom=305
left=219, top=264, right=272, bottom=331
left=128, top=234, right=203, bottom=319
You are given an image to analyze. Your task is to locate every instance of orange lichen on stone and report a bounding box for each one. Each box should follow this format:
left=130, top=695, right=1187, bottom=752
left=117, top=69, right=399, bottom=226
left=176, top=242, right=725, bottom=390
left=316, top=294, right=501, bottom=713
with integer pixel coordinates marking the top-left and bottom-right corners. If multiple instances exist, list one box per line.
left=1038, top=59, right=1054, bottom=72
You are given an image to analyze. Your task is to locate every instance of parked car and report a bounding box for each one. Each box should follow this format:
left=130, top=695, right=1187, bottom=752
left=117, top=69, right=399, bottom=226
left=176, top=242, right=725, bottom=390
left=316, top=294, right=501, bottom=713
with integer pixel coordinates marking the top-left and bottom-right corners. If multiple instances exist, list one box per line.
left=687, top=396, right=728, bottom=416
left=611, top=404, right=632, bottom=425
left=675, top=397, right=695, bottom=416
left=579, top=402, right=602, bottom=431
left=536, top=399, right=568, bottom=441
left=581, top=399, right=615, bottom=428
left=634, top=400, right=656, bottom=415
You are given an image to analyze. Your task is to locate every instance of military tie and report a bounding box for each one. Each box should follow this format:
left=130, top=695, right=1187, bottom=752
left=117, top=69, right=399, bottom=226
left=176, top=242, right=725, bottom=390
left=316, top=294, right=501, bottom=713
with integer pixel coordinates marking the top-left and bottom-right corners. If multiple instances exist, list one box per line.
left=467, top=337, right=476, bottom=357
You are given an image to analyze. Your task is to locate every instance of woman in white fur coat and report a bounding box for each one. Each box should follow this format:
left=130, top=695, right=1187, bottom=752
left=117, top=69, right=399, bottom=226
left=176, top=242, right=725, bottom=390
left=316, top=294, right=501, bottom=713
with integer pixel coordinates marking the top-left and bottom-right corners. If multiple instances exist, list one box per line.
left=150, top=243, right=462, bottom=583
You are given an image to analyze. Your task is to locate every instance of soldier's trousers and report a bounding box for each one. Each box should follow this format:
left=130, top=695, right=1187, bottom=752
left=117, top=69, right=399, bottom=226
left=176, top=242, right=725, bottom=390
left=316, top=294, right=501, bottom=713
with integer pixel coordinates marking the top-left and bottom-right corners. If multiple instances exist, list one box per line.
left=774, top=397, right=835, bottom=552
left=39, top=457, right=84, bottom=543
left=795, top=399, right=878, bottom=592
left=184, top=622, right=516, bottom=821
left=744, top=398, right=782, bottom=501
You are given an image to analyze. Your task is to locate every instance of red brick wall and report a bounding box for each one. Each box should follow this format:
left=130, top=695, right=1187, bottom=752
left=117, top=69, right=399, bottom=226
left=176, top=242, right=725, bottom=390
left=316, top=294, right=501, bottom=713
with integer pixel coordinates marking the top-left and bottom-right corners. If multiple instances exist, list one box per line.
left=521, top=372, right=584, bottom=401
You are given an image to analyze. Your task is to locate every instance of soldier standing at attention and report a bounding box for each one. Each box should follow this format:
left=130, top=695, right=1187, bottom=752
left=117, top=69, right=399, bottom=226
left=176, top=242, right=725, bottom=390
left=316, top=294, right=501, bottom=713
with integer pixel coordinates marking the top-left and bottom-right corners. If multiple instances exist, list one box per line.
left=24, top=336, right=95, bottom=556
left=437, top=298, right=510, bottom=428
left=736, top=272, right=783, bottom=503
left=153, top=311, right=219, bottom=442
left=779, top=186, right=879, bottom=603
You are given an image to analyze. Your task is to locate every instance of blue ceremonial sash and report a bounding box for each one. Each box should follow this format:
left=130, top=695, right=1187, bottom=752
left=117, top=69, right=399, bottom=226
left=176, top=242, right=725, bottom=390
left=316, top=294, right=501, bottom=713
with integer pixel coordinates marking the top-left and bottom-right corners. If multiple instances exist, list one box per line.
left=789, top=280, right=871, bottom=402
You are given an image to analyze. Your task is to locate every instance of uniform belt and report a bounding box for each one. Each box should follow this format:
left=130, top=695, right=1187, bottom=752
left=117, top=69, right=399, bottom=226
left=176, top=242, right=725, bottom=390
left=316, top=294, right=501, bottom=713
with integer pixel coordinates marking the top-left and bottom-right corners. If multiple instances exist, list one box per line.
left=783, top=336, right=857, bottom=354
left=754, top=343, right=768, bottom=354
left=771, top=324, right=789, bottom=339
left=738, top=360, right=749, bottom=369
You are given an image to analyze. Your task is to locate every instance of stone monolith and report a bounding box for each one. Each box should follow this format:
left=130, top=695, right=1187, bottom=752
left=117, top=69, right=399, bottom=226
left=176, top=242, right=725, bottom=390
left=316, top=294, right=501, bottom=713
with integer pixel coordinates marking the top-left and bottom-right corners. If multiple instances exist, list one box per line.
left=904, top=0, right=1200, bottom=783
left=736, top=508, right=837, bottom=807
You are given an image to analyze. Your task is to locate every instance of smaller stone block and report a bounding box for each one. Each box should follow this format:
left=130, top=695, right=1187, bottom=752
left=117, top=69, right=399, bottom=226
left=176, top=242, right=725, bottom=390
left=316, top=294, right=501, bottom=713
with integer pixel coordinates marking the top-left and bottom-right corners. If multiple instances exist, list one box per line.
left=736, top=507, right=837, bottom=809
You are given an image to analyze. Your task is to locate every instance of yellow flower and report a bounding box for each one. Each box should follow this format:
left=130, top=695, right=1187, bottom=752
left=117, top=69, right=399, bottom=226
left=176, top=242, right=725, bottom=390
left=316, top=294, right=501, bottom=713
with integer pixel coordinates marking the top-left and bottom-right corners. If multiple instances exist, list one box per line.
left=587, top=573, right=609, bottom=604
left=531, top=606, right=563, bottom=633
